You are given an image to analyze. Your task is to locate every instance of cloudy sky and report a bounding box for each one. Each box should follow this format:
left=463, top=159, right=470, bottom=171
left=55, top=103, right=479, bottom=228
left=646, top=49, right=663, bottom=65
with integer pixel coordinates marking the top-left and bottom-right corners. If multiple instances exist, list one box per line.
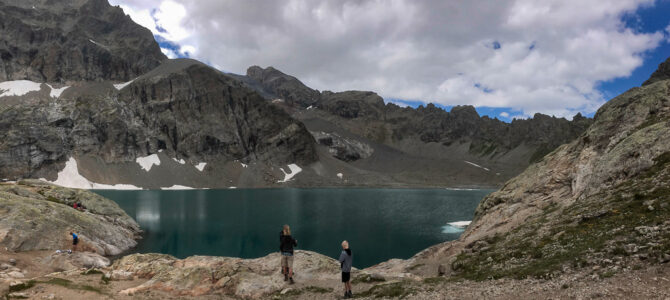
left=110, top=0, right=670, bottom=121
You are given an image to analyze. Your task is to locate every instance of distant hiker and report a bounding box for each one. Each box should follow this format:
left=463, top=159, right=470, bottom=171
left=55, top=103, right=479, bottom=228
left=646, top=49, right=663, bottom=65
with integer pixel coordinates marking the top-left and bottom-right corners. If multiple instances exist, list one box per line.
left=279, top=224, right=297, bottom=284
left=70, top=232, right=79, bottom=252
left=339, top=240, right=353, bottom=298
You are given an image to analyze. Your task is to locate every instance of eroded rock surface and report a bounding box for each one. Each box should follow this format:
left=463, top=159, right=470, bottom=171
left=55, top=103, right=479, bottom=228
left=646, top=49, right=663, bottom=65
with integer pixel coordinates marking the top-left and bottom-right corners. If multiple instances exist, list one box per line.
left=0, top=180, right=140, bottom=255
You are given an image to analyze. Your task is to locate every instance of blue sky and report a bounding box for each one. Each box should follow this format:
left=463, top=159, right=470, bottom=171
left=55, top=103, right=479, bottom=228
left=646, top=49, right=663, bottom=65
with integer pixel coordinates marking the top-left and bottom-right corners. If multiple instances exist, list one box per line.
left=115, top=0, right=670, bottom=123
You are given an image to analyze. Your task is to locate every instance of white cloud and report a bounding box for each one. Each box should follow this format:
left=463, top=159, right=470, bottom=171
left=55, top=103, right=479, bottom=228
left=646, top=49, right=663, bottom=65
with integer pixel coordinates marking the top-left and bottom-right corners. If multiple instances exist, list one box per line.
left=111, top=0, right=665, bottom=118
left=499, top=112, right=510, bottom=118
left=161, top=47, right=178, bottom=59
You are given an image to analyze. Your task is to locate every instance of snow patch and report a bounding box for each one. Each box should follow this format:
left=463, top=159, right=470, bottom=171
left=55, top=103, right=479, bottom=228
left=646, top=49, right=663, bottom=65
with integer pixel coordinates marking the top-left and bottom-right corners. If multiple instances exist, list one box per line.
left=114, top=79, right=135, bottom=90
left=136, top=154, right=161, bottom=172
left=447, top=221, right=471, bottom=228
left=240, top=162, right=248, bottom=168
left=172, top=158, right=186, bottom=164
left=0, top=80, right=42, bottom=97
left=464, top=160, right=490, bottom=171
left=195, top=162, right=207, bottom=172
left=445, top=187, right=479, bottom=191
left=161, top=185, right=194, bottom=190
left=46, top=84, right=69, bottom=98
left=278, top=164, right=302, bottom=183
left=41, top=157, right=141, bottom=190
left=337, top=173, right=343, bottom=179
left=229, top=186, right=237, bottom=189
left=89, top=39, right=108, bottom=48
left=441, top=221, right=471, bottom=234
left=306, top=105, right=314, bottom=110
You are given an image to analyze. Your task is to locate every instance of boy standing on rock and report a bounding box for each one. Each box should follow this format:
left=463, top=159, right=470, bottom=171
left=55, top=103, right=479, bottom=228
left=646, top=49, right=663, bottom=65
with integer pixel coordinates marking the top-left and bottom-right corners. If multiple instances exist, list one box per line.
left=339, top=240, right=353, bottom=298
left=70, top=232, right=79, bottom=252
left=279, top=225, right=297, bottom=284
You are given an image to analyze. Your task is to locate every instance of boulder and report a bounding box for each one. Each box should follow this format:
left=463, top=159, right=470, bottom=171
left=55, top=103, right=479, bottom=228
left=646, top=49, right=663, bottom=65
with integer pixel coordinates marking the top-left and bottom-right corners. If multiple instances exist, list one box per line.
left=114, top=250, right=339, bottom=298
left=0, top=181, right=141, bottom=255
left=41, top=252, right=110, bottom=270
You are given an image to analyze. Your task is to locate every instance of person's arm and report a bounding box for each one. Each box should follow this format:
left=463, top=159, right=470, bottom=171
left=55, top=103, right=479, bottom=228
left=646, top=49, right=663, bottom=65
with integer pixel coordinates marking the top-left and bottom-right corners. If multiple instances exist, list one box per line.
left=293, top=237, right=297, bottom=247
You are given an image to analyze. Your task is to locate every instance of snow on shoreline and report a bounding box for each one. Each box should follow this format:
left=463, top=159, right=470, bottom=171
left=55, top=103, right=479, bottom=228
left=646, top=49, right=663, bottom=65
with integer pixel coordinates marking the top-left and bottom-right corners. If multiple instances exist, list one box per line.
left=195, top=162, right=207, bottom=171
left=448, top=221, right=472, bottom=228
left=41, top=157, right=141, bottom=190
left=442, top=221, right=472, bottom=233
left=161, top=185, right=195, bottom=190
left=464, top=160, right=490, bottom=171
left=0, top=80, right=42, bottom=97
left=136, top=154, right=161, bottom=172
left=172, top=158, right=186, bottom=164
left=278, top=164, right=302, bottom=183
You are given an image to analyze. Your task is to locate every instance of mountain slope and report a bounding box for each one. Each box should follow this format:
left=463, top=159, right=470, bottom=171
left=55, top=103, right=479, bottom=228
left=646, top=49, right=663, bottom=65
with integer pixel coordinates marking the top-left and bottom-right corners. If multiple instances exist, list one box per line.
left=240, top=65, right=593, bottom=186
left=0, top=0, right=166, bottom=83
left=396, top=58, right=670, bottom=281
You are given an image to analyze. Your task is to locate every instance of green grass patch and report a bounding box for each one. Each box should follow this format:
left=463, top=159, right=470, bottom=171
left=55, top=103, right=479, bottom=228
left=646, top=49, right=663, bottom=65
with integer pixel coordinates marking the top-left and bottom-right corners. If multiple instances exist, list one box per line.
left=42, top=278, right=104, bottom=294
left=7, top=281, right=35, bottom=294
left=451, top=163, right=670, bottom=281
left=80, top=269, right=103, bottom=275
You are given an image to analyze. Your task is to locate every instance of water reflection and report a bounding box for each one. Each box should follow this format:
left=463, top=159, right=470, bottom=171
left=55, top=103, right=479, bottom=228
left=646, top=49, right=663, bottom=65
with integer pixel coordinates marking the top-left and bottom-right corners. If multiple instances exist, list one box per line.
left=136, top=192, right=161, bottom=231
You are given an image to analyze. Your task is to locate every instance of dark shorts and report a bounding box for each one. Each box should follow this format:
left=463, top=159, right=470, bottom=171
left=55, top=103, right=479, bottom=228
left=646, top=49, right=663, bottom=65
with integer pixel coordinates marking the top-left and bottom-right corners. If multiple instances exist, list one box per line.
left=73, top=239, right=79, bottom=245
left=341, top=272, right=350, bottom=283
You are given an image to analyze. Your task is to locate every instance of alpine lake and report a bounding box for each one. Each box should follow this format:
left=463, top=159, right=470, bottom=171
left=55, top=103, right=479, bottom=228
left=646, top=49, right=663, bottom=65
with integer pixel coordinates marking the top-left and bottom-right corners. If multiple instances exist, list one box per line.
left=95, top=188, right=494, bottom=268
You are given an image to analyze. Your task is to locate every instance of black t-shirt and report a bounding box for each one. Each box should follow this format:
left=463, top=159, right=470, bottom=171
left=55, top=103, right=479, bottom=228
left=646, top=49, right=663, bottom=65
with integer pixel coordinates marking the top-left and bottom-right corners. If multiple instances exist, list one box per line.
left=279, top=232, right=297, bottom=254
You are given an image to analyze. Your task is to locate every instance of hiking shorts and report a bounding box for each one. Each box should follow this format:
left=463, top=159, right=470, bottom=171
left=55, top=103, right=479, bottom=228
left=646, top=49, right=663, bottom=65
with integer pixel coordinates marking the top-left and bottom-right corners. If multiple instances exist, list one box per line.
left=341, top=272, right=350, bottom=283
left=281, top=252, right=294, bottom=269
left=73, top=238, right=79, bottom=245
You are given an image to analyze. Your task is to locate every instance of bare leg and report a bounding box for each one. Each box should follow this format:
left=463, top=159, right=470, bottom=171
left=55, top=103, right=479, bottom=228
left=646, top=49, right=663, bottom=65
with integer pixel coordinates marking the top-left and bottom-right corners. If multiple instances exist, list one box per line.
left=289, top=267, right=293, bottom=278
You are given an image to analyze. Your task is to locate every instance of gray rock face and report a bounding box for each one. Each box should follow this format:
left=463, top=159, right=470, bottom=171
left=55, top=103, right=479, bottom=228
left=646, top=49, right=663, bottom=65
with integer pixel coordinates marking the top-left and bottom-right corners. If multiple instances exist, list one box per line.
left=312, top=131, right=374, bottom=161
left=0, top=0, right=166, bottom=83
left=0, top=59, right=318, bottom=181
left=465, top=66, right=670, bottom=244
left=0, top=180, right=141, bottom=255
left=241, top=65, right=593, bottom=166
left=643, top=56, right=670, bottom=86
left=246, top=65, right=321, bottom=108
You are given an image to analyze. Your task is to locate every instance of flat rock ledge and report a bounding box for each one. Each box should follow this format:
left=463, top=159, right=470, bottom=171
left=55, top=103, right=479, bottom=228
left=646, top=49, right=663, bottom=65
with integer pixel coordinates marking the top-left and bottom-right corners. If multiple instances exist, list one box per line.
left=113, top=251, right=341, bottom=298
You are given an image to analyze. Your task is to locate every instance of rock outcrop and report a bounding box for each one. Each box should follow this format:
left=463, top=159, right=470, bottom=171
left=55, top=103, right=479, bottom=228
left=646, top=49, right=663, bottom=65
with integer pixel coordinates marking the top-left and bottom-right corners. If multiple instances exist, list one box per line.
left=643, top=56, right=670, bottom=86
left=112, top=251, right=341, bottom=298
left=0, top=0, right=166, bottom=83
left=245, top=66, right=321, bottom=108
left=240, top=65, right=593, bottom=187
left=410, top=58, right=670, bottom=282
left=0, top=180, right=141, bottom=255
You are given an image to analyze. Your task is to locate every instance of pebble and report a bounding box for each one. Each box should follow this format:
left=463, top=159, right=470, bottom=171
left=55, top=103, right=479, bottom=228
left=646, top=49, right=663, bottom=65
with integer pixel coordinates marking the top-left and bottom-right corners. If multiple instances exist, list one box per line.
left=8, top=258, right=16, bottom=266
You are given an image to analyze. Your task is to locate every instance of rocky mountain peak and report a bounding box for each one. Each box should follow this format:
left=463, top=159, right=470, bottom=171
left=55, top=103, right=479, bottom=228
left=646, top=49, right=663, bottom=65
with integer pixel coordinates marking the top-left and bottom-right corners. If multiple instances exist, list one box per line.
left=245, top=65, right=320, bottom=107
left=0, top=0, right=166, bottom=83
left=450, top=105, right=480, bottom=119
left=643, top=56, right=670, bottom=86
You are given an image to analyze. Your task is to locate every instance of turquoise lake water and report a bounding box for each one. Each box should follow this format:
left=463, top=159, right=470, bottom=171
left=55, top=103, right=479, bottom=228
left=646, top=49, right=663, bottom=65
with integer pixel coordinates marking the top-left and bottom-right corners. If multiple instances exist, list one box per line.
left=95, top=188, right=493, bottom=268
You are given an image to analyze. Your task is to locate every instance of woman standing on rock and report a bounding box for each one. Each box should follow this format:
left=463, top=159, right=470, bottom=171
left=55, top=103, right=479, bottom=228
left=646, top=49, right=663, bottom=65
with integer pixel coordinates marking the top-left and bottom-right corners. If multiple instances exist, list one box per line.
left=279, top=224, right=297, bottom=284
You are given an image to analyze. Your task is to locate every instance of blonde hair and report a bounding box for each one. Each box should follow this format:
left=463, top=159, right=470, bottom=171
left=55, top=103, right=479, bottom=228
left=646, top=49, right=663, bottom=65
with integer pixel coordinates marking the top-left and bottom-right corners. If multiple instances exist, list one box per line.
left=283, top=225, right=291, bottom=236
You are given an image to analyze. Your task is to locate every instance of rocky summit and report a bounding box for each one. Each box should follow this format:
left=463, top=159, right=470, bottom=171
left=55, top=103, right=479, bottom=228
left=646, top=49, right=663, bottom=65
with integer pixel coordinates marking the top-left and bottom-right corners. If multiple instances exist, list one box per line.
left=0, top=0, right=166, bottom=83
left=240, top=65, right=593, bottom=187
left=0, top=0, right=594, bottom=189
